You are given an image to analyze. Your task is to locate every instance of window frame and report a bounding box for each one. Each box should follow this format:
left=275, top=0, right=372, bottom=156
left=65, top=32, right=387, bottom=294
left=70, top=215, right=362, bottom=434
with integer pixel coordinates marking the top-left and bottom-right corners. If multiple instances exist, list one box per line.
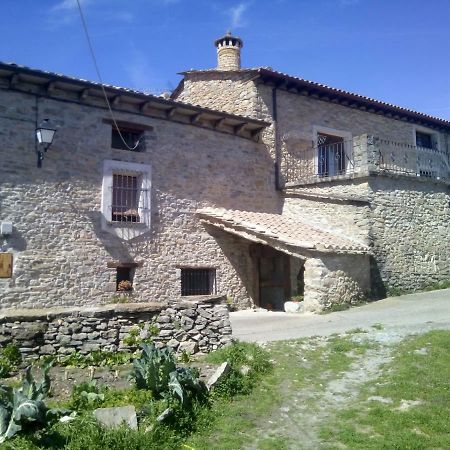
left=312, top=125, right=352, bottom=177
left=180, top=268, right=217, bottom=296
left=413, top=126, right=439, bottom=151
left=101, top=160, right=151, bottom=239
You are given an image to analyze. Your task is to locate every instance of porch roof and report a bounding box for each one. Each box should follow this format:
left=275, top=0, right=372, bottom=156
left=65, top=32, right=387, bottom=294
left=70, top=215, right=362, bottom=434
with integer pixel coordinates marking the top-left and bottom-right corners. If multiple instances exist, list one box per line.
left=197, top=208, right=369, bottom=255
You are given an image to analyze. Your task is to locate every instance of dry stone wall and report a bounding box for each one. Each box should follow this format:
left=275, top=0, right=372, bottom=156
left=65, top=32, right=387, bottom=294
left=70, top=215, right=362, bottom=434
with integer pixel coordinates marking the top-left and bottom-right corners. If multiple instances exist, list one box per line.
left=0, top=297, right=232, bottom=359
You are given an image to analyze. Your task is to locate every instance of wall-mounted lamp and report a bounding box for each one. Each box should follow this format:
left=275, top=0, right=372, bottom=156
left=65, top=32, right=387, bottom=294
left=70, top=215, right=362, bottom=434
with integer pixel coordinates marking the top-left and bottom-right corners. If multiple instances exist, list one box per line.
left=35, top=119, right=56, bottom=168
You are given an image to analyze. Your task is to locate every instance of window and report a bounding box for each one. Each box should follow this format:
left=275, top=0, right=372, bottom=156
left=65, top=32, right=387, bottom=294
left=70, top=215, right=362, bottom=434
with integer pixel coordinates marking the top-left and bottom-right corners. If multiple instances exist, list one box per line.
left=116, top=266, right=133, bottom=291
left=101, top=160, right=151, bottom=240
left=111, top=127, right=144, bottom=152
left=416, top=131, right=433, bottom=149
left=112, top=174, right=140, bottom=223
left=317, top=133, right=346, bottom=177
left=181, top=268, right=216, bottom=296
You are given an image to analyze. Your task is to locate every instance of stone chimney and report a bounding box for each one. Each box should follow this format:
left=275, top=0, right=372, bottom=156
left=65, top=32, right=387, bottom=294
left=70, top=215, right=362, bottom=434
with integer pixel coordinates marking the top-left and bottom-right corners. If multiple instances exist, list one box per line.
left=214, top=31, right=243, bottom=71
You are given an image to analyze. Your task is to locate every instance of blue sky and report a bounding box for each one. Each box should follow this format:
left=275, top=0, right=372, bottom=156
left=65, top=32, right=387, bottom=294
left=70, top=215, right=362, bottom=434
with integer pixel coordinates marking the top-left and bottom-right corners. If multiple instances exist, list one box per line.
left=2, top=0, right=450, bottom=119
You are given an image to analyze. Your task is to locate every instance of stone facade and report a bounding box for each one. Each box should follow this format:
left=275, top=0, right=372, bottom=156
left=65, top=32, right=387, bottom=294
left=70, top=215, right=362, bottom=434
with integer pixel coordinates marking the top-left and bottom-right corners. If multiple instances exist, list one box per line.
left=0, top=85, right=280, bottom=310
left=175, top=42, right=450, bottom=298
left=0, top=297, right=232, bottom=359
left=1, top=32, right=450, bottom=321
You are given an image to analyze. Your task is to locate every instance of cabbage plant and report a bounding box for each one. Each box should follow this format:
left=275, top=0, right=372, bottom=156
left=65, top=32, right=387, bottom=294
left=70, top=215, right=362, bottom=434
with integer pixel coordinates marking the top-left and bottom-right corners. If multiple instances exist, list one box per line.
left=0, top=361, right=66, bottom=443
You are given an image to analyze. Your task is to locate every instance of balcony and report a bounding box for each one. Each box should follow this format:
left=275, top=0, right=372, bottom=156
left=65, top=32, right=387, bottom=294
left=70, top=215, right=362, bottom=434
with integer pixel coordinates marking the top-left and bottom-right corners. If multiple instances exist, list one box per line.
left=281, top=134, right=450, bottom=187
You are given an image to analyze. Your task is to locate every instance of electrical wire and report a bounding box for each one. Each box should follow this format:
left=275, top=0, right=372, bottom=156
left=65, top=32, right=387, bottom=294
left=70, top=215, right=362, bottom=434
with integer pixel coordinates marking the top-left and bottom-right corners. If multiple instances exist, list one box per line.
left=75, top=0, right=140, bottom=151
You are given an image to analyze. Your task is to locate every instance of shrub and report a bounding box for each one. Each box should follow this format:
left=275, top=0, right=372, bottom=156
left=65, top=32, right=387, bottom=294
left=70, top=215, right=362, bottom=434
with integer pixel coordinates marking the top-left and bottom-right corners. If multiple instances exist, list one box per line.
left=0, top=344, right=22, bottom=378
left=205, top=341, right=272, bottom=397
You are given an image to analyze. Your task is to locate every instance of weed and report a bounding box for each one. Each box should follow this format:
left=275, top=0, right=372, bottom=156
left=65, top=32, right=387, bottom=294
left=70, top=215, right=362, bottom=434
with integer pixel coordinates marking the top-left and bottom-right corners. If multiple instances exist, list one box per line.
left=371, top=323, right=384, bottom=330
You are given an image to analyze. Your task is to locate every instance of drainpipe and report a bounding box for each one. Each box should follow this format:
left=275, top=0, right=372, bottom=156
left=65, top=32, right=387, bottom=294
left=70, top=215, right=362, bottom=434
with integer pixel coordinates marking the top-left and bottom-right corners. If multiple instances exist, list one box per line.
left=272, top=87, right=282, bottom=191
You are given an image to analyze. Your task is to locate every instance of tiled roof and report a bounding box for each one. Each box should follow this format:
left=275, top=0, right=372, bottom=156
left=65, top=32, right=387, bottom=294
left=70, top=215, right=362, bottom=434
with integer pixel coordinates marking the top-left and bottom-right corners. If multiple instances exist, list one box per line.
left=178, top=67, right=450, bottom=130
left=197, top=208, right=369, bottom=254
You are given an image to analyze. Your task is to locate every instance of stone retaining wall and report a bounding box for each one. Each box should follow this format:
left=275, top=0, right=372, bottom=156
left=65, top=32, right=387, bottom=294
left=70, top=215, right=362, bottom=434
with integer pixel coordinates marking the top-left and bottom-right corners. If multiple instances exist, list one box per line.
left=0, top=296, right=232, bottom=359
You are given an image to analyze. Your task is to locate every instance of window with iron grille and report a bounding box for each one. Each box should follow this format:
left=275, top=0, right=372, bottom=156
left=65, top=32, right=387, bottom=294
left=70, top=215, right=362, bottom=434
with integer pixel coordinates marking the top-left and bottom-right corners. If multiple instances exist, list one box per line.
left=181, top=268, right=217, bottom=296
left=101, top=160, right=151, bottom=239
left=111, top=174, right=140, bottom=223
left=111, top=128, right=144, bottom=152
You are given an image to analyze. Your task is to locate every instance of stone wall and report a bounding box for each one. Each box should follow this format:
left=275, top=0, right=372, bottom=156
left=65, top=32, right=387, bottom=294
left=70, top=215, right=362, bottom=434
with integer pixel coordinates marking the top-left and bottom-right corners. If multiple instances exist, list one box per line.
left=0, top=297, right=232, bottom=359
left=0, top=88, right=281, bottom=309
left=368, top=175, right=450, bottom=293
left=304, top=254, right=371, bottom=312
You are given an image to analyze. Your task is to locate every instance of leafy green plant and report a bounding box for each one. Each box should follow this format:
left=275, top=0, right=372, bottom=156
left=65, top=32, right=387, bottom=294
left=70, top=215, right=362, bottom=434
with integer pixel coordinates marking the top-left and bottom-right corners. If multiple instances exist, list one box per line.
left=69, top=381, right=105, bottom=411
left=205, top=341, right=272, bottom=397
left=0, top=344, right=22, bottom=378
left=52, top=350, right=133, bottom=368
left=130, top=344, right=207, bottom=405
left=0, top=361, right=68, bottom=443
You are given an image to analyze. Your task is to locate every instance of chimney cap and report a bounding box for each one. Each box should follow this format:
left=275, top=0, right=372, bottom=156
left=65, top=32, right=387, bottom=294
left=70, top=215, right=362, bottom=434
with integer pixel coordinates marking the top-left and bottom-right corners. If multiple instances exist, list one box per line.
left=214, top=31, right=243, bottom=48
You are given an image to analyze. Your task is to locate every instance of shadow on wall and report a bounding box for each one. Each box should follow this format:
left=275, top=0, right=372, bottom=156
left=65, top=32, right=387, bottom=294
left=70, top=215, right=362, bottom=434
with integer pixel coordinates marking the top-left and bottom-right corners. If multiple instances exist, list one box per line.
left=204, top=224, right=255, bottom=308
left=370, top=255, right=387, bottom=300
left=85, top=210, right=135, bottom=263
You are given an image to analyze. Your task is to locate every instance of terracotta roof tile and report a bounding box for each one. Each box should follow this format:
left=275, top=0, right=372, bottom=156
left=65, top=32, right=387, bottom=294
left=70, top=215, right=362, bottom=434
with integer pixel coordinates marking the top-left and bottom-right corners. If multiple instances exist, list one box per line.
left=197, top=208, right=369, bottom=254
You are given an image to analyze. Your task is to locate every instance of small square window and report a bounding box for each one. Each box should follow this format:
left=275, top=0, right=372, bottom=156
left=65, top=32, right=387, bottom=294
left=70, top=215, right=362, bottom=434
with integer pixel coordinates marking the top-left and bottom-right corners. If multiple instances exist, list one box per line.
left=181, top=268, right=216, bottom=296
left=116, top=267, right=133, bottom=291
left=111, top=127, right=144, bottom=152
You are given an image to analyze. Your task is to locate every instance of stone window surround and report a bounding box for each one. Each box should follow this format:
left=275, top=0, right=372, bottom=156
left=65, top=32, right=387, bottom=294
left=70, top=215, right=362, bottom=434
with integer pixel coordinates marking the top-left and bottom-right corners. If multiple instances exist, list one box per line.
left=312, top=125, right=353, bottom=175
left=101, top=160, right=151, bottom=240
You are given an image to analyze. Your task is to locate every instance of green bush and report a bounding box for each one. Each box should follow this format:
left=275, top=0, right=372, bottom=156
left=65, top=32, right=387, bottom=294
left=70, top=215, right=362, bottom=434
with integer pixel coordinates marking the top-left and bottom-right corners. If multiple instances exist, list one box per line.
left=0, top=343, right=22, bottom=378
left=205, top=341, right=272, bottom=397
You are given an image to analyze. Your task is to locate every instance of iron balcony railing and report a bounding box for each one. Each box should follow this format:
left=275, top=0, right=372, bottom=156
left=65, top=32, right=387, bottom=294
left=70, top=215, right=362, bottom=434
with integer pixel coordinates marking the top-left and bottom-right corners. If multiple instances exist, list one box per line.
left=281, top=135, right=450, bottom=186
left=282, top=140, right=355, bottom=185
left=378, top=139, right=450, bottom=180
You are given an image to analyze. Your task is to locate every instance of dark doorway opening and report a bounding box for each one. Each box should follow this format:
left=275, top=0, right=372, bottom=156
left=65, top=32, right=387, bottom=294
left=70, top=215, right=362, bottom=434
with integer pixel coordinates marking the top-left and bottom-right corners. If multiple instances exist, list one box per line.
left=255, top=245, right=291, bottom=311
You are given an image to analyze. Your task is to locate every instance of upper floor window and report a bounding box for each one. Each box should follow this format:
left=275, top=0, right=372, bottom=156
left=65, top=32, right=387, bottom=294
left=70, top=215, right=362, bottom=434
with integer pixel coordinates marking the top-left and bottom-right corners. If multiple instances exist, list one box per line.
left=101, top=160, right=151, bottom=240
left=313, top=126, right=353, bottom=178
left=111, top=127, right=144, bottom=152
left=415, top=130, right=436, bottom=150
left=112, top=174, right=140, bottom=223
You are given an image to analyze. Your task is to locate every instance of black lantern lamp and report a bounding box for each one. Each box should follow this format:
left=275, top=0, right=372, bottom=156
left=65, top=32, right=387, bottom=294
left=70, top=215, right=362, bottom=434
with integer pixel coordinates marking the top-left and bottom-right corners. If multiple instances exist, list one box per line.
left=35, top=119, right=56, bottom=168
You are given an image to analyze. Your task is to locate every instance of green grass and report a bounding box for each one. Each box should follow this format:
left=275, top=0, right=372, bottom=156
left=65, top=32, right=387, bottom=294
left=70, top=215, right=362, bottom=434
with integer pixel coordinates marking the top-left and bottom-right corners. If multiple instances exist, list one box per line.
left=320, top=330, right=450, bottom=450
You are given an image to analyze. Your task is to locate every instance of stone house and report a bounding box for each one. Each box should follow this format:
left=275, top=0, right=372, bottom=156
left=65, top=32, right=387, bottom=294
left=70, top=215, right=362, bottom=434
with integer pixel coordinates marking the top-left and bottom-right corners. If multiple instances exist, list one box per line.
left=1, top=33, right=449, bottom=316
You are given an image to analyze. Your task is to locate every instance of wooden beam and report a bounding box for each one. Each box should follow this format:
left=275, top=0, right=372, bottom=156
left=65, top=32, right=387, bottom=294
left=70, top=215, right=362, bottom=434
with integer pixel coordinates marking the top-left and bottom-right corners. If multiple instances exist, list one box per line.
left=9, top=73, right=19, bottom=87
left=79, top=88, right=90, bottom=100
left=165, top=107, right=177, bottom=119
left=214, top=118, right=225, bottom=129
left=234, top=123, right=247, bottom=135
left=190, top=113, right=202, bottom=124
left=139, top=101, right=151, bottom=113
left=112, top=95, right=121, bottom=107
left=46, top=81, right=57, bottom=94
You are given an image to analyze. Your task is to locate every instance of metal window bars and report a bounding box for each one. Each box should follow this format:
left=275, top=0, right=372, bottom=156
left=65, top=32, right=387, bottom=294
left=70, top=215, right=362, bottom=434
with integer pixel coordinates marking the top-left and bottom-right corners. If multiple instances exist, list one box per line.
left=282, top=139, right=355, bottom=185
left=181, top=268, right=217, bottom=296
left=111, top=174, right=150, bottom=223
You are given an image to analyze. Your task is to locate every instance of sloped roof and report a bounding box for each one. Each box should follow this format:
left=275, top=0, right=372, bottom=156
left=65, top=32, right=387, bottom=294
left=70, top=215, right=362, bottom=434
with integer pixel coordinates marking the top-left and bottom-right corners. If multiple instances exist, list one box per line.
left=197, top=208, right=369, bottom=254
left=0, top=62, right=269, bottom=141
left=177, top=67, right=450, bottom=131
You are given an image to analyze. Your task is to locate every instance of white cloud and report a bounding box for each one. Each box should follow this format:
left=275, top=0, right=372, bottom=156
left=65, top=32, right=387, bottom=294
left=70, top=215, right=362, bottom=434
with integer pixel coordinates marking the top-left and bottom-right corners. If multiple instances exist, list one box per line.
left=229, top=2, right=249, bottom=29
left=51, top=0, right=93, bottom=12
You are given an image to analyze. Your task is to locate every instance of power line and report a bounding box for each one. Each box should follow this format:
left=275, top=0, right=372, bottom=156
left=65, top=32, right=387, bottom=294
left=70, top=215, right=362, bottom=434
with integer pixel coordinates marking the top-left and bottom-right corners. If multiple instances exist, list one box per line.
left=75, top=0, right=140, bottom=151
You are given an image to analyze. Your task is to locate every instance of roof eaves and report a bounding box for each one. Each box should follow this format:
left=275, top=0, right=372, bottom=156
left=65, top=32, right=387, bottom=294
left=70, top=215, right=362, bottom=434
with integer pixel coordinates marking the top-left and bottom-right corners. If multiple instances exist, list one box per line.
left=256, top=68, right=450, bottom=129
